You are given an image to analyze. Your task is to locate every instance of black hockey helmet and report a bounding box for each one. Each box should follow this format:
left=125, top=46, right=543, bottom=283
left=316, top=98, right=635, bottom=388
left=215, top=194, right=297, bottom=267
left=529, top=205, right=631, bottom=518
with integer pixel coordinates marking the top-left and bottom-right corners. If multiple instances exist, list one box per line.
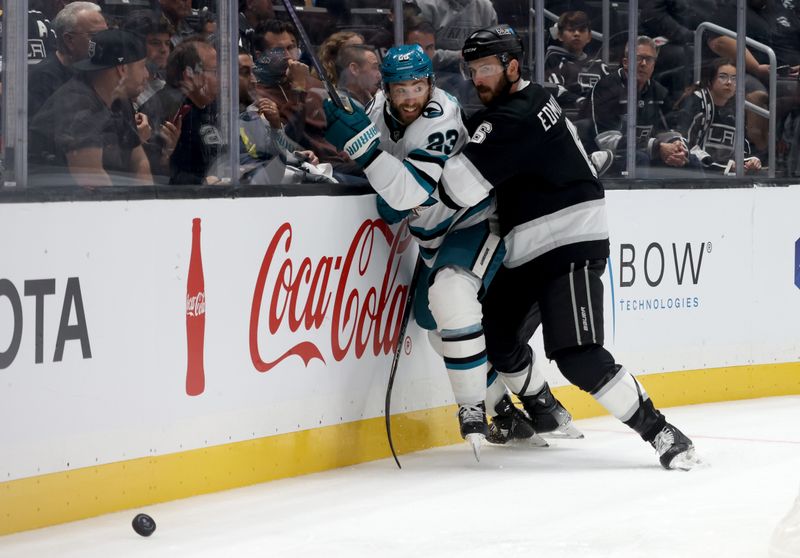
left=462, top=24, right=524, bottom=63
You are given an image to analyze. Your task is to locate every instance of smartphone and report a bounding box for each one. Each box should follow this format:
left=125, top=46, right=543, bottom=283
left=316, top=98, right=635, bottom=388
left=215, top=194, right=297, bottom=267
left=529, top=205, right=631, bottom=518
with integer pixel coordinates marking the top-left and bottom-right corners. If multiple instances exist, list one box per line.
left=170, top=104, right=191, bottom=125
left=777, top=64, right=792, bottom=77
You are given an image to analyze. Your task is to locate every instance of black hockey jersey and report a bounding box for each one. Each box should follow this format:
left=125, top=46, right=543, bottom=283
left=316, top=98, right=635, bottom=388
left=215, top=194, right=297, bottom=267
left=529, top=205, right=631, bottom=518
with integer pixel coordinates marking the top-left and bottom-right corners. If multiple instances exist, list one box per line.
left=544, top=46, right=607, bottom=111
left=441, top=81, right=609, bottom=270
left=669, top=87, right=753, bottom=171
left=590, top=68, right=671, bottom=160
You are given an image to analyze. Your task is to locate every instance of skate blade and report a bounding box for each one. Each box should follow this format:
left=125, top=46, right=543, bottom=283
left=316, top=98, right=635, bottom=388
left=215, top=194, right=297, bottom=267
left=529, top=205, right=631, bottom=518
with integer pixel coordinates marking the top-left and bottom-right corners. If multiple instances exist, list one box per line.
left=487, top=434, right=550, bottom=448
left=515, top=432, right=549, bottom=447
left=465, top=433, right=485, bottom=462
left=668, top=447, right=705, bottom=471
left=542, top=423, right=585, bottom=439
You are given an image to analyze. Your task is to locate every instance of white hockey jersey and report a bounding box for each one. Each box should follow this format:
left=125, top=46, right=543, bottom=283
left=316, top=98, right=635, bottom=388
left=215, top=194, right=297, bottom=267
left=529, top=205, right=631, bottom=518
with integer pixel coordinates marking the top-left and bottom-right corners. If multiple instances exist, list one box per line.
left=365, top=87, right=494, bottom=260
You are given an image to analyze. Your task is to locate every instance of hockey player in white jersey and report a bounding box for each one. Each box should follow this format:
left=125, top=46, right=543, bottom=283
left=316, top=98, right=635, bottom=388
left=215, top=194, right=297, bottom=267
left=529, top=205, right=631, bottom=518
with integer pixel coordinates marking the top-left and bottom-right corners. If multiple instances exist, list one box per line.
left=325, top=45, right=579, bottom=456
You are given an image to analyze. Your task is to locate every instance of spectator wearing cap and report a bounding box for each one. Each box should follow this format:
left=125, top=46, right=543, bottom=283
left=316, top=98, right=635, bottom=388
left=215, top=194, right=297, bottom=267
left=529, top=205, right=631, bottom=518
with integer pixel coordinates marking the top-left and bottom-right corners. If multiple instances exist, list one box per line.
left=335, top=44, right=381, bottom=108
left=140, top=37, right=221, bottom=184
left=28, top=2, right=108, bottom=120
left=122, top=9, right=172, bottom=108
left=253, top=21, right=364, bottom=181
left=29, top=29, right=153, bottom=187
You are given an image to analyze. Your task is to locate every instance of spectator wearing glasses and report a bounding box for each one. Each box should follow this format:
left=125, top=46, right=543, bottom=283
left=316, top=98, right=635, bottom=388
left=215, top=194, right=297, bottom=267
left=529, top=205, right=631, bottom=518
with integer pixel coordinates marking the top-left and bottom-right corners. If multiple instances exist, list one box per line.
left=670, top=58, right=762, bottom=173
left=239, top=48, right=257, bottom=113
left=29, top=29, right=152, bottom=187
left=252, top=20, right=364, bottom=181
left=590, top=36, right=688, bottom=174
left=28, top=1, right=108, bottom=120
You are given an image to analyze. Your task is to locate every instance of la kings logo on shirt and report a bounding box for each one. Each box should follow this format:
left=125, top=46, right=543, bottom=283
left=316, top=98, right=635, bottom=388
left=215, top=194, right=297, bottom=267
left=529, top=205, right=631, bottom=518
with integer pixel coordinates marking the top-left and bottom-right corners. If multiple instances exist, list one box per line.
left=470, top=121, right=492, bottom=144
left=201, top=125, right=222, bottom=146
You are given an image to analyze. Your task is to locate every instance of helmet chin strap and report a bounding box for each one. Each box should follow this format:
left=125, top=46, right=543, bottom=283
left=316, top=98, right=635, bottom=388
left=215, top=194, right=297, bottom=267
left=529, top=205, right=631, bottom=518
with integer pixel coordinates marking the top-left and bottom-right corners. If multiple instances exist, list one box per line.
left=499, top=54, right=521, bottom=91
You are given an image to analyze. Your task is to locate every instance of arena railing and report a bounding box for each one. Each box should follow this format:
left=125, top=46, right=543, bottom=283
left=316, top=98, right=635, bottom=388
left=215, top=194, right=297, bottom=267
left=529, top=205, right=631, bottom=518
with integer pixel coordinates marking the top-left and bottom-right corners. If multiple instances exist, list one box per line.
left=0, top=0, right=788, bottom=190
left=694, top=21, right=777, bottom=178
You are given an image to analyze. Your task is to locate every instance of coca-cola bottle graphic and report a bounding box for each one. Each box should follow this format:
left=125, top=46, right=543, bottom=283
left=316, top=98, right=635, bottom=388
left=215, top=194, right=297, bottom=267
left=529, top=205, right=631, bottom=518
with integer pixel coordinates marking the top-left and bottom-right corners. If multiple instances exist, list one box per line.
left=186, top=218, right=206, bottom=396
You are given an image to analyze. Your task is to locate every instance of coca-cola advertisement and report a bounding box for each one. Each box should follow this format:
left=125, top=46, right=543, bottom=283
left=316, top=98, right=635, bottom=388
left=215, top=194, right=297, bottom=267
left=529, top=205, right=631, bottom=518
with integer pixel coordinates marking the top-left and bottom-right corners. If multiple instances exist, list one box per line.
left=0, top=196, right=452, bottom=481
left=186, top=218, right=206, bottom=396
left=249, top=218, right=415, bottom=373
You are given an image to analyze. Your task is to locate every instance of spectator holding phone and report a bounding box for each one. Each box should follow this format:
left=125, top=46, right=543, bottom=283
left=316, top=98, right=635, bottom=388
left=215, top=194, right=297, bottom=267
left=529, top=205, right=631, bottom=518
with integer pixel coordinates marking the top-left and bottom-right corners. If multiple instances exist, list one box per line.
left=140, top=37, right=220, bottom=184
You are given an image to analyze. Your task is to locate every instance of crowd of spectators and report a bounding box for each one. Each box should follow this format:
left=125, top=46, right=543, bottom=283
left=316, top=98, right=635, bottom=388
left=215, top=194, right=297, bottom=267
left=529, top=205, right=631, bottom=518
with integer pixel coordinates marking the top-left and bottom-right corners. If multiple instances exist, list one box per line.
left=4, top=0, right=800, bottom=186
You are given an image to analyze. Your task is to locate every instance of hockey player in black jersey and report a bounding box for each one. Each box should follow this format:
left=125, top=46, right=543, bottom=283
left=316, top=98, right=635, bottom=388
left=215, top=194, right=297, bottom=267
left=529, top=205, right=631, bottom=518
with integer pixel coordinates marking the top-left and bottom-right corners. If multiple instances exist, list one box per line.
left=439, top=24, right=700, bottom=470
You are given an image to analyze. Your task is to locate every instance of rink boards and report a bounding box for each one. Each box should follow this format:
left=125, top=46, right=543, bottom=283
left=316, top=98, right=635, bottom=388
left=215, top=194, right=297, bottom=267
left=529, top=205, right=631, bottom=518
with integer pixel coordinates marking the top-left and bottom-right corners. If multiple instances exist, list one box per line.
left=1, top=187, right=799, bottom=534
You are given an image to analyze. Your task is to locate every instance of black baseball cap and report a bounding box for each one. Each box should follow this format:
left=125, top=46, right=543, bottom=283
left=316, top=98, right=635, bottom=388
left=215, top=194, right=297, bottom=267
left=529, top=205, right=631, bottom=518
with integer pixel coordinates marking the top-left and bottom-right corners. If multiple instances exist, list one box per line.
left=73, top=29, right=147, bottom=72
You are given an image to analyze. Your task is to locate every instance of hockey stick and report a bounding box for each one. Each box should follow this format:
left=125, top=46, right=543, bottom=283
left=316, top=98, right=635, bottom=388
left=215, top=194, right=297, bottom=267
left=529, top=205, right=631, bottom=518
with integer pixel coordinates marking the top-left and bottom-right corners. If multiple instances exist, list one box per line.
left=385, top=254, right=422, bottom=470
left=278, top=0, right=350, bottom=112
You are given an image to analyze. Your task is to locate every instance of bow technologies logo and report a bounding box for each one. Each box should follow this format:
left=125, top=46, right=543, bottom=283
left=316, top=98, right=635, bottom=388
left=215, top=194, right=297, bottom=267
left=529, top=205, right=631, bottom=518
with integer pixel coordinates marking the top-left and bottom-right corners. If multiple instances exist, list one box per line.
left=608, top=240, right=711, bottom=340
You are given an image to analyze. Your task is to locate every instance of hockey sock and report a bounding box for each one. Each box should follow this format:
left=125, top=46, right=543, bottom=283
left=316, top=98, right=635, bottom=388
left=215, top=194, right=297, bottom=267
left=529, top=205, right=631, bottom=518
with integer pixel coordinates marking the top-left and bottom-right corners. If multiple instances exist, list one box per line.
left=441, top=324, right=488, bottom=405
left=485, top=367, right=508, bottom=418
left=589, top=363, right=665, bottom=440
left=496, top=349, right=546, bottom=398
left=428, top=267, right=487, bottom=405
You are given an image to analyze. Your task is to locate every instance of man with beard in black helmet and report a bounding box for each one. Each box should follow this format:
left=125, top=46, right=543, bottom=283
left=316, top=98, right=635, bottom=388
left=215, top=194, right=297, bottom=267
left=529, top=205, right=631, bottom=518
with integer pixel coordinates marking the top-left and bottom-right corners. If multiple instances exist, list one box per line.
left=438, top=24, right=701, bottom=470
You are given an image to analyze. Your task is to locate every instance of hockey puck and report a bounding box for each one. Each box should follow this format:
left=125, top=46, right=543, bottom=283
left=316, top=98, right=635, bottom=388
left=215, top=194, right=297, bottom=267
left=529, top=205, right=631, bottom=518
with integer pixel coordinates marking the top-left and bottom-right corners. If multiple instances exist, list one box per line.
left=132, top=513, right=156, bottom=537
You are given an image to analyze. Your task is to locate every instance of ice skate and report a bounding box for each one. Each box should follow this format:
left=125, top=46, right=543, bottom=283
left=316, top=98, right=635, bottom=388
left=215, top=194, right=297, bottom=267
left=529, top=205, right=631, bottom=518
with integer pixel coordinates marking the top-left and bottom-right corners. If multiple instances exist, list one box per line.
left=487, top=394, right=548, bottom=447
left=651, top=423, right=702, bottom=470
left=520, top=384, right=584, bottom=439
left=458, top=403, right=488, bottom=462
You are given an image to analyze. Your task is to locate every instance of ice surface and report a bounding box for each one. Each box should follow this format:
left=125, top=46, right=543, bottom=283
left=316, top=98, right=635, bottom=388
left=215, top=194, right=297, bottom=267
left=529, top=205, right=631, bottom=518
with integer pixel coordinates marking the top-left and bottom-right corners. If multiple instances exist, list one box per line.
left=1, top=396, right=798, bottom=558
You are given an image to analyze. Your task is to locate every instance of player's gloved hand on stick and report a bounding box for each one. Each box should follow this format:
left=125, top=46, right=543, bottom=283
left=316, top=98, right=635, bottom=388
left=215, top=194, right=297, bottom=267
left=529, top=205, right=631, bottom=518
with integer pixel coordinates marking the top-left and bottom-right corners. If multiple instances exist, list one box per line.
left=324, top=98, right=381, bottom=167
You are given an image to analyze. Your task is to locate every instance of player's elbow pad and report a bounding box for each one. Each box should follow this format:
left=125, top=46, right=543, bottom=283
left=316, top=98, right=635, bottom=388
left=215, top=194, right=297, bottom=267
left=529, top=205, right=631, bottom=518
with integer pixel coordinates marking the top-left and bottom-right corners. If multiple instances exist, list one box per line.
left=376, top=195, right=410, bottom=224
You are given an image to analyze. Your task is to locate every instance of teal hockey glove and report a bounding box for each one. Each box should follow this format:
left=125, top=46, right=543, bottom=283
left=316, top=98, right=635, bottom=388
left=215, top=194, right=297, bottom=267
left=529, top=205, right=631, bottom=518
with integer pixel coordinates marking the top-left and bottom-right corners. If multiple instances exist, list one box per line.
left=324, top=98, right=381, bottom=167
